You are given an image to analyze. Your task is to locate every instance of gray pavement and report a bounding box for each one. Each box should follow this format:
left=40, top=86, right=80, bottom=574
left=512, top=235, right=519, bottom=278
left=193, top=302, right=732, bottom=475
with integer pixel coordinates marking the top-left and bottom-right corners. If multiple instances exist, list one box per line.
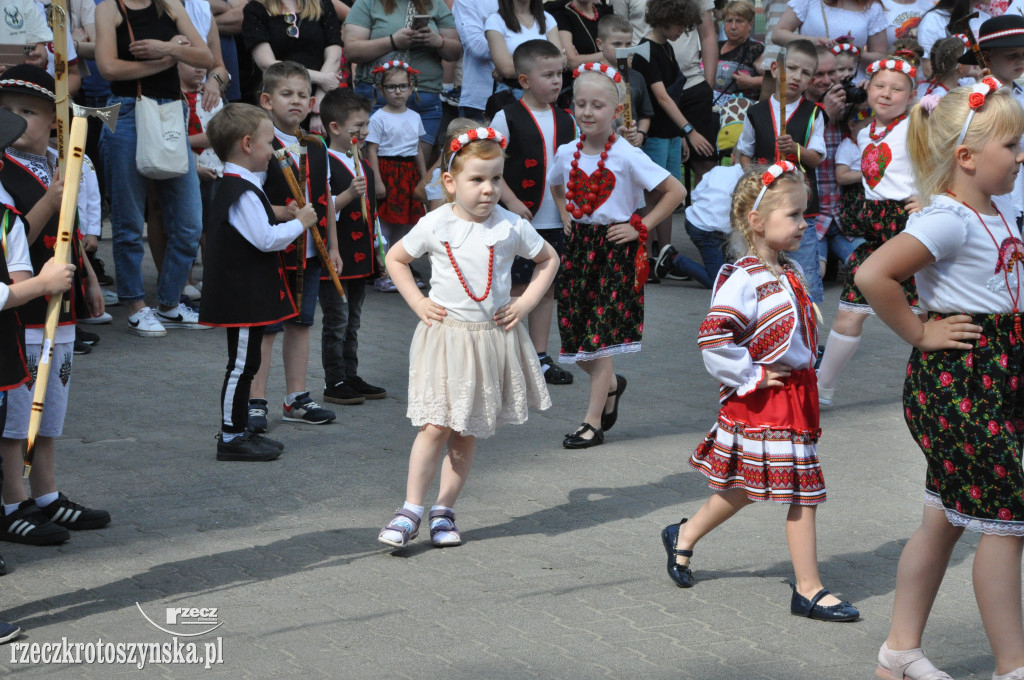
left=0, top=221, right=995, bottom=679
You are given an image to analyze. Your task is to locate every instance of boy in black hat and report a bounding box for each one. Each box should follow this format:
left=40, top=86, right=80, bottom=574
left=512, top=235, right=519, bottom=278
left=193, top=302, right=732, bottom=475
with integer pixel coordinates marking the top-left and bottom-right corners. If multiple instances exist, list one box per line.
left=0, top=64, right=109, bottom=546
left=0, top=106, right=77, bottom=643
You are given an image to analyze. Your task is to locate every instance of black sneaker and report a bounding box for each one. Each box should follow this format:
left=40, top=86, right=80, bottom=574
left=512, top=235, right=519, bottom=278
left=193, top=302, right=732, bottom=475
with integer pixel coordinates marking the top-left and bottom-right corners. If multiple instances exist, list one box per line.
left=345, top=376, right=387, bottom=400
left=38, top=493, right=111, bottom=530
left=217, top=430, right=282, bottom=461
left=90, top=257, right=114, bottom=286
left=0, top=500, right=70, bottom=545
left=73, top=339, right=92, bottom=355
left=654, top=244, right=679, bottom=280
left=647, top=257, right=661, bottom=284
left=323, top=381, right=366, bottom=405
left=77, top=328, right=100, bottom=346
left=248, top=399, right=269, bottom=433
left=282, top=392, right=336, bottom=424
left=249, top=430, right=284, bottom=451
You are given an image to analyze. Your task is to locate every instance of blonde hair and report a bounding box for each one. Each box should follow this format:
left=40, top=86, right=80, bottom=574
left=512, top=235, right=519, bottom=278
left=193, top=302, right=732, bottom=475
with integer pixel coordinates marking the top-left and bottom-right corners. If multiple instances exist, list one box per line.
left=908, top=85, right=1024, bottom=205
left=729, top=166, right=808, bottom=260
left=441, top=122, right=506, bottom=201
left=572, top=70, right=624, bottom=107
left=258, top=0, right=323, bottom=21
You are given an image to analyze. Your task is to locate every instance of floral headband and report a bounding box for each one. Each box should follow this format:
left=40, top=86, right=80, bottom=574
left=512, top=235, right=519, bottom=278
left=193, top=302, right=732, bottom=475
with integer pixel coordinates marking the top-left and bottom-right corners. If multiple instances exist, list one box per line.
left=957, top=76, right=1003, bottom=146
left=573, top=62, right=623, bottom=96
left=753, top=161, right=798, bottom=211
left=830, top=43, right=860, bottom=56
left=866, top=58, right=917, bottom=81
left=446, top=127, right=507, bottom=173
left=954, top=33, right=972, bottom=49
left=372, top=60, right=421, bottom=80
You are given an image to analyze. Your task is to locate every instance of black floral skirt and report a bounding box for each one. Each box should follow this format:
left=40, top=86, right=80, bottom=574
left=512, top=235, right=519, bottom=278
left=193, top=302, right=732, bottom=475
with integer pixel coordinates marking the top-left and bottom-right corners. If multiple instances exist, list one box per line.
left=557, top=222, right=644, bottom=363
left=904, top=312, right=1024, bottom=535
left=839, top=198, right=917, bottom=312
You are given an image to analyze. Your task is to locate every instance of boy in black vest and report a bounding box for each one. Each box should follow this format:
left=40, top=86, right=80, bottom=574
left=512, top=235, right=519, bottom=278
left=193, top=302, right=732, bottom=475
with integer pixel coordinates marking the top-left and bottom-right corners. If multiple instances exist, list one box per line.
left=0, top=107, right=76, bottom=643
left=201, top=103, right=318, bottom=461
left=0, top=65, right=110, bottom=546
left=491, top=39, right=578, bottom=385
left=735, top=39, right=826, bottom=303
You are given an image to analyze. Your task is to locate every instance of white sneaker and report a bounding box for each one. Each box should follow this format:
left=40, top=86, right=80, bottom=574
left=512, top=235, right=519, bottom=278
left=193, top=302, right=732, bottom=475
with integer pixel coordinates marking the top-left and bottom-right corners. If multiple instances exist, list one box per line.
left=182, top=284, right=202, bottom=301
left=155, top=302, right=209, bottom=329
left=102, top=290, right=120, bottom=307
left=79, top=312, right=113, bottom=325
left=127, top=307, right=167, bottom=337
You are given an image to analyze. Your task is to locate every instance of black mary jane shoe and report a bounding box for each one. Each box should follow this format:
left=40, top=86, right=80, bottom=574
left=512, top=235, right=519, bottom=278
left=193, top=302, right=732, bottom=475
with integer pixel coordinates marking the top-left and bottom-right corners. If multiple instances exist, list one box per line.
left=601, top=374, right=627, bottom=432
left=562, top=422, right=604, bottom=449
left=789, top=583, right=859, bottom=622
left=660, top=519, right=695, bottom=588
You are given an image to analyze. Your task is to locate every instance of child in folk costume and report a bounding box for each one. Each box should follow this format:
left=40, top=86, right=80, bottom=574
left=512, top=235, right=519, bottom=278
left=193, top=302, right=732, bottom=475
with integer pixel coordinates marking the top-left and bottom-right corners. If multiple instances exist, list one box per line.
left=366, top=60, right=428, bottom=293
left=662, top=162, right=860, bottom=623
left=377, top=126, right=558, bottom=550
left=816, top=55, right=921, bottom=407
left=548, top=63, right=686, bottom=449
left=858, top=81, right=1024, bottom=680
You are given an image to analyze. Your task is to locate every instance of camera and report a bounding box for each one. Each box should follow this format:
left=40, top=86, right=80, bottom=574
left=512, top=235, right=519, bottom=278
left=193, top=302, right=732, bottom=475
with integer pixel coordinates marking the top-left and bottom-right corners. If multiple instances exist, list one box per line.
left=840, top=77, right=868, bottom=107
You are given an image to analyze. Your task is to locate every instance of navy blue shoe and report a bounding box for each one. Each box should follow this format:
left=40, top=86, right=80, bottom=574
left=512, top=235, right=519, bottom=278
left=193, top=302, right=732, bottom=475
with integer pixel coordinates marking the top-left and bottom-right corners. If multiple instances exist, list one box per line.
left=661, top=519, right=695, bottom=588
left=790, top=583, right=859, bottom=622
left=0, top=621, right=21, bottom=644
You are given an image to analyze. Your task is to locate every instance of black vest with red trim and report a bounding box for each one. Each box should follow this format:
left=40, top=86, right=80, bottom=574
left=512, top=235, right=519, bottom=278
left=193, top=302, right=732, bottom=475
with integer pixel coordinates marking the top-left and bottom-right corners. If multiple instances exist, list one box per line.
left=263, top=135, right=330, bottom=271
left=499, top=100, right=576, bottom=214
left=0, top=151, right=81, bottom=329
left=199, top=175, right=298, bottom=327
left=327, top=149, right=377, bottom=279
left=747, top=98, right=820, bottom=216
left=0, top=206, right=29, bottom=392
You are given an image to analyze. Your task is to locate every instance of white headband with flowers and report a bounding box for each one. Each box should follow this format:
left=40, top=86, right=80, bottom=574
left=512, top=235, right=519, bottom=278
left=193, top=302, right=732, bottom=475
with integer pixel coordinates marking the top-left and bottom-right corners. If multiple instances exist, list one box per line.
left=830, top=43, right=860, bottom=56
left=866, top=58, right=917, bottom=80
left=573, top=62, right=623, bottom=96
left=957, top=76, right=1003, bottom=146
left=753, top=161, right=798, bottom=211
left=446, top=127, right=508, bottom=172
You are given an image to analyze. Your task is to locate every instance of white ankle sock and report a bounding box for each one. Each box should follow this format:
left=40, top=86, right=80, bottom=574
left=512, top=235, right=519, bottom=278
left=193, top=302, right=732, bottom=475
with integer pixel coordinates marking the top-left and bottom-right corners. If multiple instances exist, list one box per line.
left=285, top=391, right=305, bottom=405
left=993, top=667, right=1024, bottom=680
left=34, top=491, right=59, bottom=508
left=221, top=431, right=242, bottom=443
left=817, top=331, right=861, bottom=391
left=4, top=502, right=21, bottom=515
left=402, top=502, right=424, bottom=518
left=429, top=506, right=459, bottom=544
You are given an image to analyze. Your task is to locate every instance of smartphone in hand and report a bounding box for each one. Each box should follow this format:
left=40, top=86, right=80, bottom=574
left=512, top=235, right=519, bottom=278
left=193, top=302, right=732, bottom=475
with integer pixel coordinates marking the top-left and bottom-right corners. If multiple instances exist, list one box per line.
left=411, top=14, right=429, bottom=30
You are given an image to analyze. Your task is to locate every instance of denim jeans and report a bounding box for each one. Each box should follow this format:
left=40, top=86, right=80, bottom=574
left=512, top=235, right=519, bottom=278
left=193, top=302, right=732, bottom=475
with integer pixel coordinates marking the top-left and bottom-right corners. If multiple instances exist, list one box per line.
left=818, top=220, right=865, bottom=265
left=792, top=218, right=824, bottom=303
left=642, top=136, right=683, bottom=181
left=671, top=220, right=730, bottom=289
left=320, top=276, right=367, bottom=384
left=101, top=96, right=203, bottom=307
left=353, top=83, right=444, bottom=145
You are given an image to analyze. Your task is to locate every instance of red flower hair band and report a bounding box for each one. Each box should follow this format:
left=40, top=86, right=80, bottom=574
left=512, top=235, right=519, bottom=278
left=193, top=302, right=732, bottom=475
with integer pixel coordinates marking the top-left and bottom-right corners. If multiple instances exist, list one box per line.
left=866, top=58, right=917, bottom=80
left=954, top=33, right=972, bottom=49
left=446, top=127, right=508, bottom=172
left=958, top=76, right=1003, bottom=146
left=753, top=160, right=798, bottom=211
left=371, top=60, right=421, bottom=77
left=572, top=62, right=623, bottom=97
left=830, top=43, right=860, bottom=56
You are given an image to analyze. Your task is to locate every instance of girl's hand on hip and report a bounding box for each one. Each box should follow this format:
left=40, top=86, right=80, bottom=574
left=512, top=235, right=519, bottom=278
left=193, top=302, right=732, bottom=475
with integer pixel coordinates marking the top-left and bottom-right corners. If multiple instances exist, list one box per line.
left=916, top=314, right=982, bottom=352
left=607, top=221, right=640, bottom=244
left=494, top=300, right=526, bottom=330
left=414, top=296, right=447, bottom=325
left=756, top=362, right=791, bottom=390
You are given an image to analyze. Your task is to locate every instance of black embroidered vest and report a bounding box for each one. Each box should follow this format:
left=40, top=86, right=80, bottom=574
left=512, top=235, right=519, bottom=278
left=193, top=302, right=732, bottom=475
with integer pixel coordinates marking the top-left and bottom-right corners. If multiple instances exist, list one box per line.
left=327, top=151, right=377, bottom=280
left=264, top=135, right=330, bottom=271
left=0, top=206, right=29, bottom=391
left=500, top=100, right=576, bottom=214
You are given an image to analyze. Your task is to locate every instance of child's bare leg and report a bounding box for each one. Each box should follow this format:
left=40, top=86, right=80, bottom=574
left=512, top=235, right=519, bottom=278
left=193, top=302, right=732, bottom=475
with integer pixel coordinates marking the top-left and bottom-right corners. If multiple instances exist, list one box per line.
left=435, top=432, right=476, bottom=508
left=974, top=533, right=1024, bottom=674
left=832, top=308, right=868, bottom=337
left=576, top=357, right=613, bottom=431
left=250, top=332, right=277, bottom=400
left=675, top=487, right=753, bottom=565
left=0, top=438, right=27, bottom=504
left=405, top=424, right=453, bottom=506
left=25, top=437, right=56, bottom=498
left=885, top=505, right=963, bottom=651
left=282, top=325, right=310, bottom=395
left=786, top=504, right=842, bottom=605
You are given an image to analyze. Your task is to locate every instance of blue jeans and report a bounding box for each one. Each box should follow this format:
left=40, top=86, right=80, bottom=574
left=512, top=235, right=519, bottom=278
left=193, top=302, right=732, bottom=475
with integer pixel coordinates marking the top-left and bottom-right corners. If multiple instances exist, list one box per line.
left=791, top=218, right=824, bottom=303
left=642, top=136, right=683, bottom=181
left=671, top=220, right=729, bottom=289
left=818, top=220, right=865, bottom=265
left=265, top=258, right=323, bottom=334
left=101, top=96, right=203, bottom=307
left=353, top=83, right=443, bottom=145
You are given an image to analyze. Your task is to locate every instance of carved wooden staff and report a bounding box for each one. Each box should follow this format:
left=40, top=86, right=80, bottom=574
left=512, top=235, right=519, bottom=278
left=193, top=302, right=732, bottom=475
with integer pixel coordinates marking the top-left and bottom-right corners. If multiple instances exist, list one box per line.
left=273, top=145, right=348, bottom=302
left=614, top=43, right=649, bottom=131
left=47, top=0, right=70, bottom=174
left=776, top=48, right=787, bottom=159
left=348, top=131, right=371, bottom=225
left=25, top=104, right=119, bottom=475
left=955, top=13, right=988, bottom=70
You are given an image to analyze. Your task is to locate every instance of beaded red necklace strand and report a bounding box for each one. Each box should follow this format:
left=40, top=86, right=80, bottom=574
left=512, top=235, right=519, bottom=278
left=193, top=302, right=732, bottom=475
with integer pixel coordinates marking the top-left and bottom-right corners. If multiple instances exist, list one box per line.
left=565, top=132, right=616, bottom=220
left=569, top=1, right=598, bottom=20
left=868, top=113, right=906, bottom=142
left=443, top=241, right=494, bottom=302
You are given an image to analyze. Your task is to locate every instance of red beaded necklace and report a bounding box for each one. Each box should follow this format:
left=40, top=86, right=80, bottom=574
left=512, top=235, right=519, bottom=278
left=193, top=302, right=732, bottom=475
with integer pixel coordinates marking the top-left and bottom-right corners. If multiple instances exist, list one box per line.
left=565, top=133, right=616, bottom=220
left=443, top=241, right=494, bottom=302
left=868, top=113, right=906, bottom=142
left=569, top=1, right=598, bottom=20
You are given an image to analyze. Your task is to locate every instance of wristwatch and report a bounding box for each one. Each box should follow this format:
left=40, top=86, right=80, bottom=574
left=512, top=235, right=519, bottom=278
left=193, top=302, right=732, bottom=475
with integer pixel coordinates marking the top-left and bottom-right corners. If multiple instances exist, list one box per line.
left=681, top=123, right=694, bottom=135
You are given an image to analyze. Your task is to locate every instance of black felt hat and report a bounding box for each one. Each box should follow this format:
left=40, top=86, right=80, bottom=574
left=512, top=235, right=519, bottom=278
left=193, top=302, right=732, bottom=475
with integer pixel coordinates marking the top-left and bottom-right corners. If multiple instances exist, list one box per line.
left=0, top=64, right=56, bottom=101
left=959, top=15, right=1024, bottom=64
left=0, top=109, right=28, bottom=151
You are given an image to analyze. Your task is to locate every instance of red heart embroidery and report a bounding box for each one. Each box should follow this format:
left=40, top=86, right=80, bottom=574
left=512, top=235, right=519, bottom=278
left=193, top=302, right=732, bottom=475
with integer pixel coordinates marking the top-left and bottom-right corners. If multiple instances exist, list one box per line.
left=44, top=235, right=57, bottom=250
left=523, top=201, right=535, bottom=209
left=350, top=211, right=362, bottom=221
left=351, top=231, right=364, bottom=240
left=524, top=158, right=538, bottom=168
left=280, top=290, right=285, bottom=301
left=572, top=168, right=616, bottom=213
left=861, top=142, right=892, bottom=189
left=318, top=195, right=328, bottom=206
left=318, top=217, right=327, bottom=227
left=353, top=252, right=366, bottom=262
left=522, top=179, right=535, bottom=189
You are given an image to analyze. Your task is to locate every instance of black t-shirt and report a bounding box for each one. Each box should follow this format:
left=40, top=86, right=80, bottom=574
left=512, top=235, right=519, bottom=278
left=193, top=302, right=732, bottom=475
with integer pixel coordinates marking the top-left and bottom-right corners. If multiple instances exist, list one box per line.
left=110, top=0, right=181, bottom=100
left=545, top=0, right=612, bottom=57
left=242, top=0, right=342, bottom=73
left=631, top=37, right=682, bottom=139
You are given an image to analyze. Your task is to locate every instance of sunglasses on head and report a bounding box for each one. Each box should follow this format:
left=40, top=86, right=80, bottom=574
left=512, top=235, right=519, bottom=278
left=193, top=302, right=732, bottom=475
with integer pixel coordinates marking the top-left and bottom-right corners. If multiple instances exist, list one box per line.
left=283, top=12, right=299, bottom=39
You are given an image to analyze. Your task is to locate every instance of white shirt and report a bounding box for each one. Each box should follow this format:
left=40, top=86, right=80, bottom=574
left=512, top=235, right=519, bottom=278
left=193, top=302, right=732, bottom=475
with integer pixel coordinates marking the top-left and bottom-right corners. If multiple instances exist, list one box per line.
left=424, top=167, right=444, bottom=201
left=79, top=154, right=101, bottom=237
left=857, top=117, right=914, bottom=201
left=484, top=11, right=556, bottom=58
left=0, top=0, right=51, bottom=44
left=325, top=148, right=363, bottom=221
left=193, top=90, right=225, bottom=174
left=366, top=108, right=425, bottom=157
left=610, top=0, right=648, bottom=46
left=916, top=80, right=950, bottom=99
left=491, top=105, right=576, bottom=230
left=918, top=9, right=988, bottom=57
left=835, top=137, right=860, bottom=169
left=905, top=194, right=1023, bottom=314
left=548, top=137, right=670, bottom=224
left=787, top=0, right=887, bottom=46
left=400, top=204, right=545, bottom=322
left=736, top=95, right=826, bottom=159
left=37, top=1, right=76, bottom=78
left=184, top=0, right=211, bottom=43
left=882, top=0, right=936, bottom=45
left=685, top=163, right=744, bottom=233
left=0, top=183, right=33, bottom=313
left=274, top=127, right=330, bottom=259
left=223, top=163, right=306, bottom=253
left=669, top=0, right=715, bottom=90
left=452, top=0, right=499, bottom=111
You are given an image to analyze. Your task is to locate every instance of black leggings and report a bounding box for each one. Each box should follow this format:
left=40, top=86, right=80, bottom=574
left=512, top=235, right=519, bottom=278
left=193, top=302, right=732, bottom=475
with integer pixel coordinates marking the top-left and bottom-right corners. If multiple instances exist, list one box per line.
left=220, top=326, right=265, bottom=433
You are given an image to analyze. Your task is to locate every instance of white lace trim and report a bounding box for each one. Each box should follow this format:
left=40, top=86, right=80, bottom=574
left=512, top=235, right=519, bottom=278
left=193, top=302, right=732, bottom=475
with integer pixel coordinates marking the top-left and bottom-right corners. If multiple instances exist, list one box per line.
left=837, top=301, right=876, bottom=315
left=923, top=490, right=1024, bottom=536
left=557, top=343, right=642, bottom=364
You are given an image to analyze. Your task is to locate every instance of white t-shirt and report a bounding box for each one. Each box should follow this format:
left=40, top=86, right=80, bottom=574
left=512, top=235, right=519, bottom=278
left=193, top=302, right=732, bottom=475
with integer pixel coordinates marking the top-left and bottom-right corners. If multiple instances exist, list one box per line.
left=452, top=0, right=499, bottom=111
left=0, top=0, right=51, bottom=44
left=547, top=136, right=670, bottom=224
left=37, top=1, right=76, bottom=78
left=883, top=0, right=936, bottom=45
left=916, top=80, right=950, bottom=99
left=184, top=0, right=212, bottom=42
left=857, top=117, right=914, bottom=201
left=905, top=194, right=1023, bottom=314
left=918, top=8, right=988, bottom=57
left=669, top=0, right=714, bottom=90
left=424, top=167, right=444, bottom=201
left=685, top=163, right=744, bottom=233
left=400, top=204, right=544, bottom=322
left=367, top=108, right=425, bottom=157
left=491, top=105, right=576, bottom=230
left=79, top=154, right=101, bottom=237
left=736, top=95, right=827, bottom=159
left=786, top=0, right=887, bottom=46
left=835, top=137, right=860, bottom=168
left=484, top=11, right=556, bottom=58
left=0, top=182, right=33, bottom=314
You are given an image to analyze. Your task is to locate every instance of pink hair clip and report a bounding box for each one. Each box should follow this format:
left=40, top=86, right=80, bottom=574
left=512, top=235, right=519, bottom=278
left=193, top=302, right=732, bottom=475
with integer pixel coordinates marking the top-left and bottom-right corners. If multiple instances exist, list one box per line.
left=866, top=58, right=917, bottom=81
left=754, top=161, right=798, bottom=210
left=919, top=93, right=942, bottom=112
left=958, top=76, right=1003, bottom=145
left=447, top=127, right=508, bottom=172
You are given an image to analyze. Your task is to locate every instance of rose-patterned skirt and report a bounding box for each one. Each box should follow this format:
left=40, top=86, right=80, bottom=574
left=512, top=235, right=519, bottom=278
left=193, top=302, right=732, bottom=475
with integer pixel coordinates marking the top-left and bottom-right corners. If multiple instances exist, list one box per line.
left=839, top=198, right=917, bottom=313
left=557, top=221, right=644, bottom=363
left=378, top=156, right=424, bottom=226
left=904, top=312, right=1024, bottom=535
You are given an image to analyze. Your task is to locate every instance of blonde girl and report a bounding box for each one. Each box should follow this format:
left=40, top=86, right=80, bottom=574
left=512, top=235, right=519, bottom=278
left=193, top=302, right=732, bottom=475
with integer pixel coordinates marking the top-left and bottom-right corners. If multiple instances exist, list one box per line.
left=662, top=162, right=859, bottom=623
left=377, top=125, right=558, bottom=549
left=858, top=80, right=1024, bottom=680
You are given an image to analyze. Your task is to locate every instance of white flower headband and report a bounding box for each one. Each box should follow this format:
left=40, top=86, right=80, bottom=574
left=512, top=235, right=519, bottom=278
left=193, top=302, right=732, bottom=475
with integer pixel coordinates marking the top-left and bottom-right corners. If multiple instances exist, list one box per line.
left=830, top=43, right=860, bottom=56
left=573, top=62, right=623, bottom=97
left=866, top=58, right=917, bottom=81
left=446, top=127, right=507, bottom=173
left=957, top=76, right=1003, bottom=146
left=753, top=161, right=798, bottom=211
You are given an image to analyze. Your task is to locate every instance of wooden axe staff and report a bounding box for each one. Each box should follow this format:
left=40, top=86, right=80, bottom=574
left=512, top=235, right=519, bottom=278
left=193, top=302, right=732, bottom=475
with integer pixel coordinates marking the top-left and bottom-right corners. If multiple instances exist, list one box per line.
left=46, top=0, right=70, bottom=174
left=348, top=131, right=372, bottom=226
left=776, top=48, right=787, bottom=160
left=25, top=103, right=120, bottom=476
left=615, top=42, right=649, bottom=131
left=954, top=13, right=988, bottom=71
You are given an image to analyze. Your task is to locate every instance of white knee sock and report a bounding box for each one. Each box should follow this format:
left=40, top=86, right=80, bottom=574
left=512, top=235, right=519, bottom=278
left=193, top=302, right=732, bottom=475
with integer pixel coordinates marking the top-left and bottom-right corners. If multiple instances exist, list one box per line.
left=816, top=331, right=861, bottom=391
